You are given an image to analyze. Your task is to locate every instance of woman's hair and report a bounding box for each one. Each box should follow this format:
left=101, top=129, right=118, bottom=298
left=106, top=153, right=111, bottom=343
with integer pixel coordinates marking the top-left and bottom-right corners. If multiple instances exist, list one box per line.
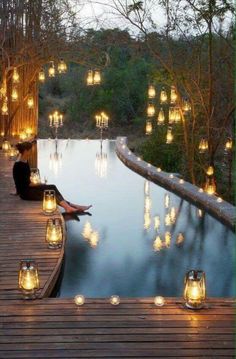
left=15, top=141, right=33, bottom=154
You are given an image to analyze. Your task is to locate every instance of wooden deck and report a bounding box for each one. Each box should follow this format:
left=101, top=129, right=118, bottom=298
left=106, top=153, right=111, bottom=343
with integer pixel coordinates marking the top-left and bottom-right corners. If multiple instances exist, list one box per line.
left=0, top=148, right=235, bottom=358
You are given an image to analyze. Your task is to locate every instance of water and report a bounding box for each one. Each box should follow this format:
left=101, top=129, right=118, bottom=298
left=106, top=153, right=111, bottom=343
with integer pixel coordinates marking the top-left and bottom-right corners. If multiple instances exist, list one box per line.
left=38, top=139, right=235, bottom=298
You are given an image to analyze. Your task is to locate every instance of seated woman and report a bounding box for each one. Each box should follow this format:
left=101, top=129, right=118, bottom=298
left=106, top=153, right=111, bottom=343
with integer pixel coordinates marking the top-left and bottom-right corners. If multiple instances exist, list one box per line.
left=13, top=141, right=92, bottom=213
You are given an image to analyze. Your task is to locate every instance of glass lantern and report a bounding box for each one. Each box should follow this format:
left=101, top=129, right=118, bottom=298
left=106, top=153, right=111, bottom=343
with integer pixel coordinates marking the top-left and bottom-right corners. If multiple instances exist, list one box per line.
left=160, top=88, right=168, bottom=104
left=27, top=95, right=34, bottom=109
left=145, top=120, right=153, bottom=135
left=2, top=140, right=11, bottom=152
left=57, top=59, right=67, bottom=74
left=170, top=85, right=178, bottom=104
left=38, top=69, right=45, bottom=82
left=48, top=62, right=55, bottom=77
left=30, top=168, right=41, bottom=185
left=11, top=87, right=18, bottom=102
left=225, top=138, right=232, bottom=153
left=45, top=218, right=63, bottom=249
left=166, top=127, right=173, bottom=144
left=147, top=103, right=155, bottom=117
left=18, top=259, right=39, bottom=299
left=148, top=85, right=156, bottom=99
left=184, top=270, right=206, bottom=309
left=86, top=70, right=93, bottom=85
left=199, top=138, right=208, bottom=154
left=12, top=67, right=20, bottom=84
left=43, top=190, right=57, bottom=215
left=157, top=108, right=165, bottom=125
left=204, top=176, right=216, bottom=195
left=93, top=70, right=101, bottom=85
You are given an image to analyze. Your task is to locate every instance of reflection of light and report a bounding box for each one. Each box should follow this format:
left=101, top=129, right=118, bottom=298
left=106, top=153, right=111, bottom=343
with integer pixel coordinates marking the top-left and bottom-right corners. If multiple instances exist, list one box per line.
left=95, top=150, right=107, bottom=178
left=49, top=151, right=62, bottom=175
left=197, top=209, right=203, bottom=218
left=176, top=233, right=185, bottom=246
left=145, top=196, right=152, bottom=212
left=164, top=232, right=171, bottom=248
left=144, top=212, right=151, bottom=230
left=154, top=215, right=160, bottom=230
left=82, top=221, right=99, bottom=248
left=144, top=180, right=150, bottom=196
left=89, top=231, right=99, bottom=248
left=153, top=236, right=162, bottom=251
left=164, top=193, right=170, bottom=208
left=82, top=221, right=93, bottom=239
left=165, top=213, right=171, bottom=226
left=170, top=207, right=176, bottom=223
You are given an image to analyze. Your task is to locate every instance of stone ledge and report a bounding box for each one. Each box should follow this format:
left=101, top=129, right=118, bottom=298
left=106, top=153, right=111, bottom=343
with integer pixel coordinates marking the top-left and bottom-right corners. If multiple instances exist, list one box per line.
left=116, top=137, right=235, bottom=231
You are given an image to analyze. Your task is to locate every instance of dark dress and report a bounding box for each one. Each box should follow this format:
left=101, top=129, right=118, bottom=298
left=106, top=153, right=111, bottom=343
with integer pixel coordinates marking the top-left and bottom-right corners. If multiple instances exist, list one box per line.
left=13, top=160, right=64, bottom=204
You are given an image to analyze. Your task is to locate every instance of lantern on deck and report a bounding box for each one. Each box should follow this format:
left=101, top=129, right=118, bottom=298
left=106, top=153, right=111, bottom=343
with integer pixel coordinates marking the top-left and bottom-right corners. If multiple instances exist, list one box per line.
left=166, top=127, right=173, bottom=144
left=184, top=270, right=206, bottom=309
left=145, top=120, right=153, bottom=135
left=12, top=67, right=20, bottom=84
left=18, top=259, right=39, bottom=299
left=45, top=218, right=63, bottom=249
left=58, top=59, right=67, bottom=74
left=93, top=70, right=101, bottom=85
left=170, top=85, right=178, bottom=104
left=198, top=138, right=208, bottom=154
left=30, top=168, right=41, bottom=184
left=2, top=140, right=11, bottom=152
left=48, top=62, right=55, bottom=77
left=43, top=190, right=57, bottom=215
left=11, top=87, right=18, bottom=102
left=160, top=88, right=168, bottom=104
left=148, top=85, right=156, bottom=99
left=157, top=108, right=165, bottom=125
left=147, top=103, right=155, bottom=117
left=38, top=69, right=45, bottom=83
left=27, top=95, right=34, bottom=109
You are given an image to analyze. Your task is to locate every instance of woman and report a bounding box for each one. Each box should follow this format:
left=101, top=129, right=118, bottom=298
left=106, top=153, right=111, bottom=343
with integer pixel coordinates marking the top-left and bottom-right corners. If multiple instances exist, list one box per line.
left=13, top=141, right=92, bottom=213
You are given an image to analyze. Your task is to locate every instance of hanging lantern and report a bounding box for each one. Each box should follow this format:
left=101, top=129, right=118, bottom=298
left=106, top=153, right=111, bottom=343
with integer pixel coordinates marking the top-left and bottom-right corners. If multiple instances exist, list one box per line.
left=38, top=69, right=45, bottom=82
left=30, top=168, right=41, bottom=185
left=57, top=59, right=67, bottom=74
left=27, top=95, right=34, bottom=109
left=206, top=166, right=214, bottom=176
left=153, top=235, right=162, bottom=252
left=225, top=138, right=233, bottom=152
left=1, top=98, right=8, bottom=115
left=8, top=147, right=19, bottom=160
left=160, top=88, right=168, bottom=104
left=148, top=84, right=156, bottom=99
left=12, top=67, right=20, bottom=84
left=168, top=107, right=176, bottom=124
left=166, top=127, right=173, bottom=144
left=184, top=270, right=206, bottom=309
left=204, top=176, right=216, bottom=195
left=48, top=62, right=55, bottom=77
left=170, top=85, right=178, bottom=104
left=157, top=108, right=165, bottom=125
left=45, top=218, right=63, bottom=249
left=145, top=119, right=153, bottom=135
left=43, top=190, right=57, bottom=215
left=198, top=138, right=208, bottom=153
left=147, top=103, right=155, bottom=117
left=86, top=70, right=93, bottom=85
left=93, top=70, right=101, bottom=85
left=183, top=99, right=191, bottom=112
left=2, top=140, right=11, bottom=152
left=11, top=87, right=18, bottom=102
left=18, top=259, right=39, bottom=299
left=174, top=107, right=181, bottom=123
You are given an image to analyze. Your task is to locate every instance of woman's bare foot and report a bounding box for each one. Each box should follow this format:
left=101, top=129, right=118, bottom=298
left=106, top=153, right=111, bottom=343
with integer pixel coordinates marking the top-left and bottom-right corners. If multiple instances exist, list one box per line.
left=60, top=200, right=82, bottom=213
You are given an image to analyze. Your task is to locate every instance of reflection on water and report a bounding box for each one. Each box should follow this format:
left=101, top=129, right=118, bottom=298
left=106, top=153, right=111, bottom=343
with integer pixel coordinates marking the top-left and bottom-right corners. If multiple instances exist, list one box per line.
left=95, top=141, right=108, bottom=178
left=37, top=139, right=235, bottom=298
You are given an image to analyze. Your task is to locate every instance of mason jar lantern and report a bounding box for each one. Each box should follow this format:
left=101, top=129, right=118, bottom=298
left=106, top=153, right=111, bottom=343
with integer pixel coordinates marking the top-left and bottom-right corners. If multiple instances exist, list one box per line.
left=18, top=259, right=39, bottom=299
left=43, top=190, right=57, bottom=215
left=184, top=270, right=206, bottom=309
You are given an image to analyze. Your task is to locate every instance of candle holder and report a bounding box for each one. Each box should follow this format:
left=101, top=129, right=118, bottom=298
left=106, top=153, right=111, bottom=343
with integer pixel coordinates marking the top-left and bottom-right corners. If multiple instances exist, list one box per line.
left=30, top=168, right=41, bottom=185
left=184, top=270, right=206, bottom=309
left=45, top=218, right=63, bottom=249
left=43, top=190, right=57, bottom=215
left=18, top=259, right=39, bottom=299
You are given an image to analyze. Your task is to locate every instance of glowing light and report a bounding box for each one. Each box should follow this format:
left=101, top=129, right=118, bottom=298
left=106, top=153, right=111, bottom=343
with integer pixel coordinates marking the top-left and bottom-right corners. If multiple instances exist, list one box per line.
left=164, top=232, right=171, bottom=248
left=160, top=88, right=168, bottom=104
left=148, top=84, right=156, bottom=99
left=154, top=215, right=160, bottom=230
left=170, top=85, right=178, bottom=104
left=154, top=296, right=165, bottom=306
left=147, top=103, right=155, bottom=117
left=184, top=270, right=206, bottom=309
left=164, top=194, right=170, bottom=209
left=145, top=120, right=153, bottom=135
left=74, top=294, right=85, bottom=306
left=110, top=295, right=120, bottom=305
left=153, top=236, right=162, bottom=252
left=157, top=108, right=165, bottom=125
left=166, top=127, right=173, bottom=144
left=12, top=67, right=20, bottom=84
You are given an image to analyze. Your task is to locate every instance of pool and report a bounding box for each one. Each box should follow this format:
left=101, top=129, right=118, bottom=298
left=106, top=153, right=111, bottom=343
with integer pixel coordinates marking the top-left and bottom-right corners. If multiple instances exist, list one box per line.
left=38, top=139, right=235, bottom=298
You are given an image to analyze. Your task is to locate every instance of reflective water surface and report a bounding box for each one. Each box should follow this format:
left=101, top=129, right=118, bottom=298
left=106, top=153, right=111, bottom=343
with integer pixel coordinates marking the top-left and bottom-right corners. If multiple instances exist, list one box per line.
left=38, top=139, right=235, bottom=297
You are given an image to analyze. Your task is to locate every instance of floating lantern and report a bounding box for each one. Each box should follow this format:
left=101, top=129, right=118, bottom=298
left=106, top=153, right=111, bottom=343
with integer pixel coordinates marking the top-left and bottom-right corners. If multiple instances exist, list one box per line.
left=170, top=85, right=177, bottom=104
left=30, top=168, right=41, bottom=184
left=148, top=84, right=156, bottom=99
left=27, top=95, right=34, bottom=109
left=169, top=174, right=174, bottom=178
left=38, top=69, right=45, bottom=82
left=204, top=176, right=216, bottom=195
left=74, top=294, right=85, bottom=306
left=147, top=103, right=155, bottom=117
left=93, top=70, right=101, bottom=85
left=43, top=190, right=57, bottom=215
left=154, top=296, right=165, bottom=306
left=1, top=98, right=8, bottom=115
left=225, top=138, right=233, bottom=152
left=110, top=295, right=120, bottom=305
left=160, top=88, right=168, bottom=104
left=58, top=59, right=67, bottom=74
left=198, top=188, right=204, bottom=193
left=18, top=259, right=39, bottom=299
left=11, top=87, right=18, bottom=102
left=166, top=127, right=173, bottom=144
left=86, top=70, right=93, bottom=85
left=48, top=62, right=55, bottom=77
left=199, top=138, right=208, bottom=153
left=206, top=166, right=214, bottom=176
left=183, top=99, right=191, bottom=112
left=12, top=67, right=20, bottom=84
left=45, top=218, right=63, bottom=249
left=153, top=236, right=162, bottom=252
left=145, top=120, right=153, bottom=135
left=154, top=215, right=160, bottom=230
left=157, top=108, right=165, bottom=125
left=2, top=140, right=11, bottom=152
left=184, top=270, right=206, bottom=309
